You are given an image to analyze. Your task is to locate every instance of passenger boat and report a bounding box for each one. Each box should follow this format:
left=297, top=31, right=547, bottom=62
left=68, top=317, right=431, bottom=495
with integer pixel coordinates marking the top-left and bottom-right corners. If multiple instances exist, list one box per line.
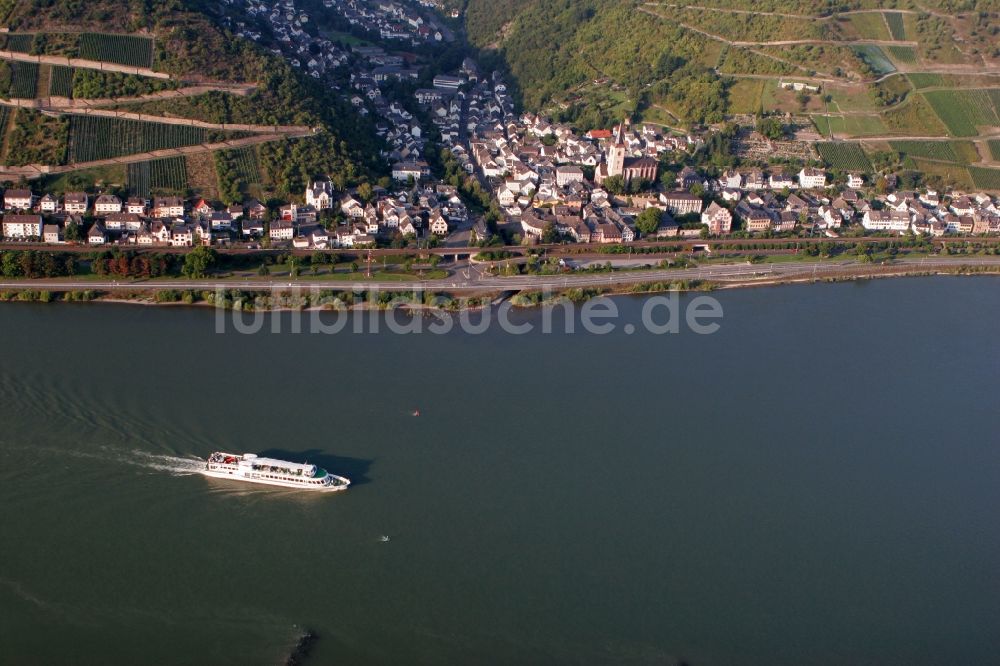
left=203, top=452, right=350, bottom=492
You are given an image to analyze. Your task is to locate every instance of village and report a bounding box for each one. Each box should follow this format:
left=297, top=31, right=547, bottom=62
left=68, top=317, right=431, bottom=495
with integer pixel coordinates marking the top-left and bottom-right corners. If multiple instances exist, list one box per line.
left=2, top=0, right=1000, bottom=250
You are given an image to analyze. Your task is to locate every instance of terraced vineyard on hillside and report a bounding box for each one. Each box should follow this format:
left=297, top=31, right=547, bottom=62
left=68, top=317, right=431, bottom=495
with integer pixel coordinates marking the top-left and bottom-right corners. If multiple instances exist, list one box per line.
left=67, top=117, right=213, bottom=162
left=79, top=34, right=154, bottom=68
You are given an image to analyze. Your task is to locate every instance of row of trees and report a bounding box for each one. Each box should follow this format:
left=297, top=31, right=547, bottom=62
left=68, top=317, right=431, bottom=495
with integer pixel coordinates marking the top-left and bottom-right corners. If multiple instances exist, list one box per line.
left=0, top=250, right=76, bottom=278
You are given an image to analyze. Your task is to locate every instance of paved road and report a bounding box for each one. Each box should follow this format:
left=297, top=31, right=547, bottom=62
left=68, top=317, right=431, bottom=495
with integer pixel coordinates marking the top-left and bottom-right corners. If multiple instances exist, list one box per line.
left=3, top=257, right=998, bottom=293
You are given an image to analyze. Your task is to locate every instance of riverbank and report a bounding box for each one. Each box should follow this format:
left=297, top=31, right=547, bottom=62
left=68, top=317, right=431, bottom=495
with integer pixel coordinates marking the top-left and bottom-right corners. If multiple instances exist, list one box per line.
left=1, top=260, right=999, bottom=310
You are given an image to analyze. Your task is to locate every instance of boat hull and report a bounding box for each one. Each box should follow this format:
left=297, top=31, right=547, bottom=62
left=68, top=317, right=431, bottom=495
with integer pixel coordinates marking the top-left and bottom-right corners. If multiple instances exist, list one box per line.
left=201, top=468, right=350, bottom=492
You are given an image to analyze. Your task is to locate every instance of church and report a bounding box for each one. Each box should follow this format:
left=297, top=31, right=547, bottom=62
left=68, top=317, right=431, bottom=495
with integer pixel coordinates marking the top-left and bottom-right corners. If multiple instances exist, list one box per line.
left=595, top=121, right=658, bottom=186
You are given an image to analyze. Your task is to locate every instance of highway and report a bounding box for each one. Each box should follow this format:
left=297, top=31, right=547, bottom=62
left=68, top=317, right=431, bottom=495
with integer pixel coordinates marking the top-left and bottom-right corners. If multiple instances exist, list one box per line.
left=2, top=257, right=999, bottom=293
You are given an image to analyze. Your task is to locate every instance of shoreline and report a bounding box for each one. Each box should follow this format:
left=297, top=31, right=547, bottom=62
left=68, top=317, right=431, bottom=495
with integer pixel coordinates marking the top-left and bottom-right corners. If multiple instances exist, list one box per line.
left=2, top=263, right=999, bottom=310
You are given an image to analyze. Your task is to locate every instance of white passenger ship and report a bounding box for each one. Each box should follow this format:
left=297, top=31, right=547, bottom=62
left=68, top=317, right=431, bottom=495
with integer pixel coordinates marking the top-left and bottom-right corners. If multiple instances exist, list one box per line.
left=204, top=452, right=350, bottom=492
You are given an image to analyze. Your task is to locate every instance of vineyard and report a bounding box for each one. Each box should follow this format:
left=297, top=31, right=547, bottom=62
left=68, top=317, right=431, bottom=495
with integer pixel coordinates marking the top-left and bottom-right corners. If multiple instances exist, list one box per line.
left=923, top=90, right=1000, bottom=137
left=816, top=142, right=872, bottom=171
left=9, top=62, right=38, bottom=98
left=884, top=12, right=906, bottom=41
left=907, top=73, right=944, bottom=89
left=68, top=116, right=211, bottom=162
left=126, top=161, right=150, bottom=198
left=886, top=46, right=916, bottom=64
left=3, top=33, right=34, bottom=53
left=79, top=33, right=154, bottom=69
left=150, top=157, right=188, bottom=192
left=49, top=66, right=73, bottom=97
left=126, top=157, right=188, bottom=197
left=0, top=107, right=11, bottom=140
left=968, top=166, right=1000, bottom=191
left=988, top=140, right=1000, bottom=162
left=215, top=147, right=262, bottom=202
left=889, top=141, right=959, bottom=163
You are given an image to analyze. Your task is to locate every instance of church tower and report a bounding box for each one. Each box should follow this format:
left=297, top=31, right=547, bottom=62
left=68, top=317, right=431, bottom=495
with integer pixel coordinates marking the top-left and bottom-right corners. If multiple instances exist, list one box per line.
left=606, top=121, right=626, bottom=178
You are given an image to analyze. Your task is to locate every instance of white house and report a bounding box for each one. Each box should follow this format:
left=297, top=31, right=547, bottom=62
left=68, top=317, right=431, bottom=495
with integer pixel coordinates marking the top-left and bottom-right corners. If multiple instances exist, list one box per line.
left=555, top=166, right=585, bottom=188
left=39, top=193, right=60, bottom=213
left=94, top=194, right=123, bottom=215
left=702, top=202, right=732, bottom=235
left=862, top=210, right=911, bottom=232
left=798, top=168, right=827, bottom=189
left=87, top=223, right=107, bottom=245
left=305, top=180, right=334, bottom=209
left=847, top=173, right=864, bottom=189
left=2, top=214, right=42, bottom=238
left=153, top=197, right=184, bottom=218
left=64, top=192, right=89, bottom=214
left=269, top=220, right=295, bottom=241
left=4, top=189, right=33, bottom=211
left=391, top=161, right=428, bottom=182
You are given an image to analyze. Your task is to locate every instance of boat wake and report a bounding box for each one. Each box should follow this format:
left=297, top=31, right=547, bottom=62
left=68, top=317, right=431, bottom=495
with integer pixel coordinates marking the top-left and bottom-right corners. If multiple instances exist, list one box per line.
left=127, top=451, right=205, bottom=476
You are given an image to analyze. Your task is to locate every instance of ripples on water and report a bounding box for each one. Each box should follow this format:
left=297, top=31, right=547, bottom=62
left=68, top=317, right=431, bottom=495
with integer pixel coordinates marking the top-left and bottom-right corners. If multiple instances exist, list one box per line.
left=0, top=370, right=213, bottom=476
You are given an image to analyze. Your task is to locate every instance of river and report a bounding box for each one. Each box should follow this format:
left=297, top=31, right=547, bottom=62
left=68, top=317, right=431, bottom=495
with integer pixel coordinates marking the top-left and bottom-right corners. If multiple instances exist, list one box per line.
left=1, top=277, right=998, bottom=665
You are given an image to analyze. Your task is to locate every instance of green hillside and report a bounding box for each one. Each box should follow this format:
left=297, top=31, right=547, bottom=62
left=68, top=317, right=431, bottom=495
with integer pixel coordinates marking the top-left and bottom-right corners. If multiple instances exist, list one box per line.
left=461, top=0, right=1000, bottom=137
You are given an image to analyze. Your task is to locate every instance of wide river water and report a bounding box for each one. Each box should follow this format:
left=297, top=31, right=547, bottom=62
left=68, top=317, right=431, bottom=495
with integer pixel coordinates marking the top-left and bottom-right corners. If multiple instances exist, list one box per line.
left=1, top=277, right=998, bottom=665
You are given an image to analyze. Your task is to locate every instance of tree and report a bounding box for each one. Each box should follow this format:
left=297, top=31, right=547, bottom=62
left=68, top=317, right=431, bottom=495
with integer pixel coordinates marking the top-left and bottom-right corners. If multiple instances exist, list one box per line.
left=603, top=175, right=625, bottom=194
left=636, top=208, right=663, bottom=236
left=357, top=182, right=373, bottom=203
left=659, top=169, right=677, bottom=190
left=64, top=220, right=80, bottom=242
left=181, top=246, right=217, bottom=279
left=541, top=222, right=559, bottom=244
left=756, top=116, right=784, bottom=140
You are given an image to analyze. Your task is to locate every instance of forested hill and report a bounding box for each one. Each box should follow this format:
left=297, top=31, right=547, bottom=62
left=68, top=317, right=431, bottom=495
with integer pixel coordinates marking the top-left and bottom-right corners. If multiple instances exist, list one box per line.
left=460, top=0, right=729, bottom=125
left=0, top=0, right=381, bottom=195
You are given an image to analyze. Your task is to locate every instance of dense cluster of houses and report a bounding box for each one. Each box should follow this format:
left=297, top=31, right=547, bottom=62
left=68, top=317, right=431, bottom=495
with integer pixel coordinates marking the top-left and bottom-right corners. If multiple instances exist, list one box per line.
left=466, top=117, right=700, bottom=222
left=222, top=0, right=350, bottom=79
left=0, top=179, right=472, bottom=249
left=328, top=0, right=452, bottom=44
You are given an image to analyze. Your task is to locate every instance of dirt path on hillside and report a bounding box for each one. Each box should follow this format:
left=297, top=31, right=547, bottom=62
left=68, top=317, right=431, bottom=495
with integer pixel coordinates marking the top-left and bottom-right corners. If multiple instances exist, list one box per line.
left=0, top=98, right=312, bottom=134
left=641, top=3, right=955, bottom=20
left=53, top=85, right=258, bottom=108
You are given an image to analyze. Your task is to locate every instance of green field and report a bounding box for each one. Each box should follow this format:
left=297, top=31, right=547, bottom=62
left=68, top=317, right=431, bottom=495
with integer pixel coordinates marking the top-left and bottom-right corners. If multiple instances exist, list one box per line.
left=884, top=12, right=906, bottom=40
left=817, top=142, right=871, bottom=171
left=9, top=62, right=37, bottom=98
left=49, top=66, right=73, bottom=97
left=886, top=46, right=917, bottom=64
left=68, top=116, right=211, bottom=162
left=923, top=89, right=1000, bottom=137
left=811, top=114, right=887, bottom=137
left=849, top=13, right=891, bottom=41
left=79, top=33, right=154, bottom=68
left=969, top=166, right=1000, bottom=191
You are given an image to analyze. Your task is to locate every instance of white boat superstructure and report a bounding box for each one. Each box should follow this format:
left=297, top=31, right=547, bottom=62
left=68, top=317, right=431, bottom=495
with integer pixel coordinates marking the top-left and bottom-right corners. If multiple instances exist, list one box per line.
left=203, top=452, right=350, bottom=492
